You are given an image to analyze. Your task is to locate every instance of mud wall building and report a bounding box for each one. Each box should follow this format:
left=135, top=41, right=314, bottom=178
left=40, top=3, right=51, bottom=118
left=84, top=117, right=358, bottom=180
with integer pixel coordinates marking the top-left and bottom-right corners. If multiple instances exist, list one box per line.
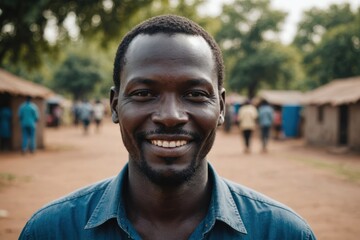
left=303, top=77, right=360, bottom=151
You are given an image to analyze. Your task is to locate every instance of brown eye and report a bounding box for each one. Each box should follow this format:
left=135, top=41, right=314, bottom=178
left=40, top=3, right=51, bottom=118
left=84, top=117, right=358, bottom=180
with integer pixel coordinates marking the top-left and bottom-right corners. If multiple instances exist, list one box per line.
left=130, top=90, right=156, bottom=101
left=184, top=91, right=209, bottom=102
left=135, top=91, right=152, bottom=97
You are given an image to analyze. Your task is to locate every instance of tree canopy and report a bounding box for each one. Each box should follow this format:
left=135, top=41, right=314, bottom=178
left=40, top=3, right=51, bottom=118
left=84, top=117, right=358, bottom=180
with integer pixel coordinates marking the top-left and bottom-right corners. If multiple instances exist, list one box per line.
left=0, top=0, right=155, bottom=68
left=215, top=0, right=302, bottom=98
left=53, top=53, right=102, bottom=100
left=293, top=3, right=356, bottom=53
left=293, top=3, right=360, bottom=88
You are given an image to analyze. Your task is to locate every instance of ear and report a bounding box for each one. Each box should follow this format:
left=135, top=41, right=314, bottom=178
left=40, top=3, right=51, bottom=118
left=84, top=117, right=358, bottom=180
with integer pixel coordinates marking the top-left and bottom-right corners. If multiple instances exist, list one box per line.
left=110, top=86, right=119, bottom=123
left=218, top=88, right=226, bottom=126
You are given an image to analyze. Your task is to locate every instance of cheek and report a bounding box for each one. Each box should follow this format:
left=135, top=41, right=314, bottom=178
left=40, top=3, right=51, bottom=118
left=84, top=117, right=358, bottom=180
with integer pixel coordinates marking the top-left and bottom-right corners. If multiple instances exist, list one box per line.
left=192, top=107, right=220, bottom=133
left=117, top=106, right=148, bottom=150
left=118, top=104, right=148, bottom=129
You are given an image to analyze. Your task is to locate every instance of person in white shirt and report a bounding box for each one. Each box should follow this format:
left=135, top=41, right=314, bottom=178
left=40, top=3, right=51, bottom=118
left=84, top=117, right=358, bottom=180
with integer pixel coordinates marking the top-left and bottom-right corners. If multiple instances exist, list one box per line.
left=237, top=100, right=258, bottom=153
left=93, top=99, right=105, bottom=132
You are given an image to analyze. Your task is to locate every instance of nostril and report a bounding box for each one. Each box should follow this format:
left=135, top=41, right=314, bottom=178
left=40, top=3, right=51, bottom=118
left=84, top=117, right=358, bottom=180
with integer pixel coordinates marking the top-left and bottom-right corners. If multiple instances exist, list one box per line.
left=152, top=95, right=188, bottom=126
left=151, top=110, right=188, bottom=127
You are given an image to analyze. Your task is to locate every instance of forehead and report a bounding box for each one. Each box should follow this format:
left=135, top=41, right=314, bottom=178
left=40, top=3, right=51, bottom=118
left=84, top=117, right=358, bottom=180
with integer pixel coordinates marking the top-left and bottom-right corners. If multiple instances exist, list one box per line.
left=121, top=33, right=216, bottom=88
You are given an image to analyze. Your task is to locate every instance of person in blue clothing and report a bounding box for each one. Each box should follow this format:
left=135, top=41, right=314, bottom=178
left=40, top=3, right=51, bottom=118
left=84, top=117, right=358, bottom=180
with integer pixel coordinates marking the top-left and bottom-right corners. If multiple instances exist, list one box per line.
left=258, top=99, right=274, bottom=152
left=18, top=96, right=39, bottom=154
left=79, top=99, right=93, bottom=135
left=19, top=15, right=316, bottom=240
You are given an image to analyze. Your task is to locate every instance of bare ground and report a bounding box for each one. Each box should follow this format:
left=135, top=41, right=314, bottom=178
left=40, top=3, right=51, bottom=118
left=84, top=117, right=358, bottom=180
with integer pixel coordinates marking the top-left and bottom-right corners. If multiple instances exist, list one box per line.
left=0, top=118, right=359, bottom=240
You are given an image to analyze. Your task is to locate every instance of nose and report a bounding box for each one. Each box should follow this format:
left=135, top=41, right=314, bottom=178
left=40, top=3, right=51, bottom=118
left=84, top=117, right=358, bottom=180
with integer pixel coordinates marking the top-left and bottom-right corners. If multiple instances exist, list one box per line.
left=152, top=94, right=188, bottom=127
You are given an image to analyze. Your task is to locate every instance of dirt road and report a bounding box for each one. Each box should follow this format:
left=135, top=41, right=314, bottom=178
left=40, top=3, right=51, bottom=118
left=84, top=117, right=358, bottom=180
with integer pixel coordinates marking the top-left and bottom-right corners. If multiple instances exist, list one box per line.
left=1, top=118, right=359, bottom=239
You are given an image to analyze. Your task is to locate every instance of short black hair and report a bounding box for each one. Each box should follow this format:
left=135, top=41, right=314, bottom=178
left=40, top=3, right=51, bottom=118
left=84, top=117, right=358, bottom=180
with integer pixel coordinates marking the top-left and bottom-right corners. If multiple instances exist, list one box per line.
left=113, top=14, right=224, bottom=92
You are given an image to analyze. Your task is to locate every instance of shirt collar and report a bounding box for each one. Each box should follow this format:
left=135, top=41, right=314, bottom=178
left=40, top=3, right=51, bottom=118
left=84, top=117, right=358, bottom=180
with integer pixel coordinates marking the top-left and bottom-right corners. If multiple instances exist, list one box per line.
left=207, top=163, right=247, bottom=234
left=84, top=165, right=127, bottom=230
left=84, top=163, right=247, bottom=235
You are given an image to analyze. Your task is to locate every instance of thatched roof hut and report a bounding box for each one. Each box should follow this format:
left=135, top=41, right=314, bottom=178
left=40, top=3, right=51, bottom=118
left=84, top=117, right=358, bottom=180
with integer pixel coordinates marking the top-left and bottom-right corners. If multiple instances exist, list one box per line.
left=0, top=68, right=53, bottom=151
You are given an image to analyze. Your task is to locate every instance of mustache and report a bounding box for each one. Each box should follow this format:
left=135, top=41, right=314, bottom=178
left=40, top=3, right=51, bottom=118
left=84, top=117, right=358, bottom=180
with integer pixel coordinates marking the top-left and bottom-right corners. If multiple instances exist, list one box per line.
left=136, top=126, right=201, bottom=141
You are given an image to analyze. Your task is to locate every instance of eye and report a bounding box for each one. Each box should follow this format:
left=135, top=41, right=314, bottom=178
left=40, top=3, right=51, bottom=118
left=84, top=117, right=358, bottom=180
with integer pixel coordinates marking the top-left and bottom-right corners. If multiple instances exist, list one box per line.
left=184, top=90, right=210, bottom=102
left=129, top=90, right=156, bottom=101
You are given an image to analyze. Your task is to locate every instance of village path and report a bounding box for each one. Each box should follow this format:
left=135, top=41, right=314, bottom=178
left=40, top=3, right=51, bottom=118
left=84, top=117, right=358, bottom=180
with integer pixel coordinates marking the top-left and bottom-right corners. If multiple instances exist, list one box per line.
left=0, top=118, right=359, bottom=240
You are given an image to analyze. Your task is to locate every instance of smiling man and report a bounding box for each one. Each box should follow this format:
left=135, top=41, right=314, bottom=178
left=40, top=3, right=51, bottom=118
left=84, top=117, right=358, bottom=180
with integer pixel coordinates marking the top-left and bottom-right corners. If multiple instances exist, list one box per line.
left=20, top=15, right=316, bottom=240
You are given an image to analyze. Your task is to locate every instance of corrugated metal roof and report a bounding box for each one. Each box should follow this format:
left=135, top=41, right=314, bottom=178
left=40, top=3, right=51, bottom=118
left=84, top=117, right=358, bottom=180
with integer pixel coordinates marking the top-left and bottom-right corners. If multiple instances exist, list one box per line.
left=0, top=68, right=53, bottom=98
left=258, top=90, right=304, bottom=105
left=302, top=76, right=360, bottom=106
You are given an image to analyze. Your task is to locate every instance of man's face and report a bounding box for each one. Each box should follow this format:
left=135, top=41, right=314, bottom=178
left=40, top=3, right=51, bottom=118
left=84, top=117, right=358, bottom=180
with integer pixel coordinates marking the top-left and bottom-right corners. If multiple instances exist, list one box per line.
left=111, top=33, right=225, bottom=186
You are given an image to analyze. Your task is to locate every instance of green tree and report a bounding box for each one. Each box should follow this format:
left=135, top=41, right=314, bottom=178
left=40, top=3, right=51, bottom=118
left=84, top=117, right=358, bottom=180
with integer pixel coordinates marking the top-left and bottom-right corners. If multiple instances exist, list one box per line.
left=0, top=0, right=155, bottom=68
left=53, top=54, right=102, bottom=100
left=293, top=4, right=360, bottom=87
left=216, top=0, right=300, bottom=98
left=293, top=3, right=356, bottom=53
left=304, top=21, right=360, bottom=87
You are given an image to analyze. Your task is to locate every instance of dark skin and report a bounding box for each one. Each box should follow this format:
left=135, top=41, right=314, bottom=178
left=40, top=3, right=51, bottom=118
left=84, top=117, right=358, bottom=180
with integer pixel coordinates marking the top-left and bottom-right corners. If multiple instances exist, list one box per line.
left=110, top=33, right=225, bottom=240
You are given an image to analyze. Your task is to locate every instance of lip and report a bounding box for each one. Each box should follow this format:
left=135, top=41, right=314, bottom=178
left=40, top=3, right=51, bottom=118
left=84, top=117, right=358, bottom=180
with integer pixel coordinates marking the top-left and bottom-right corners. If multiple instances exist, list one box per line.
left=146, top=134, right=193, bottom=142
left=144, top=134, right=194, bottom=158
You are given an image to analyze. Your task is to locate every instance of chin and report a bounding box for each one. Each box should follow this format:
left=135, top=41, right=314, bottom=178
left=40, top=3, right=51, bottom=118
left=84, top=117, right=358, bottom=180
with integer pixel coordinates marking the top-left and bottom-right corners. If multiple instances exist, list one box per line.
left=139, top=156, right=198, bottom=187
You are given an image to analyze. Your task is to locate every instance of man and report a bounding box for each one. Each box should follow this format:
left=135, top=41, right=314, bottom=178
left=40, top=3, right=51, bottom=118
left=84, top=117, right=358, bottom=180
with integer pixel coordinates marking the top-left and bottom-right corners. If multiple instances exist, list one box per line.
left=93, top=99, right=105, bottom=132
left=237, top=100, right=258, bottom=153
left=20, top=15, right=316, bottom=239
left=258, top=99, right=274, bottom=152
left=79, top=98, right=93, bottom=135
left=18, top=96, right=39, bottom=154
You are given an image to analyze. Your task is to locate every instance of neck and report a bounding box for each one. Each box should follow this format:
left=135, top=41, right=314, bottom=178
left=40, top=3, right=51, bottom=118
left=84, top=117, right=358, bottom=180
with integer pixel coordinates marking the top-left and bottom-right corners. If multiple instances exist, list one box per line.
left=125, top=160, right=211, bottom=223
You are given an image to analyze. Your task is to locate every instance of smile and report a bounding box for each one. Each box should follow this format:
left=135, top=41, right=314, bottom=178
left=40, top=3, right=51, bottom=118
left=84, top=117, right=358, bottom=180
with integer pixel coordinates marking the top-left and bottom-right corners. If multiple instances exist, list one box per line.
left=150, top=140, right=188, bottom=148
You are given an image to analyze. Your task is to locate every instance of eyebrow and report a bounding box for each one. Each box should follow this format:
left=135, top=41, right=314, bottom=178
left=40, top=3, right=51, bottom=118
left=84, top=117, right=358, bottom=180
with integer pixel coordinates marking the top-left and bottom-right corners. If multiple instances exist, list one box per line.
left=185, top=78, right=213, bottom=87
left=127, top=78, right=156, bottom=86
left=124, top=78, right=157, bottom=91
left=126, top=77, right=213, bottom=88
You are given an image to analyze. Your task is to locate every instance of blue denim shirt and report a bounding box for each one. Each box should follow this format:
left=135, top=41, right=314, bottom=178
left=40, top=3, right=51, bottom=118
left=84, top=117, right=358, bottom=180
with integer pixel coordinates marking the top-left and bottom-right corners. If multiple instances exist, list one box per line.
left=19, top=164, right=316, bottom=239
left=258, top=105, right=274, bottom=127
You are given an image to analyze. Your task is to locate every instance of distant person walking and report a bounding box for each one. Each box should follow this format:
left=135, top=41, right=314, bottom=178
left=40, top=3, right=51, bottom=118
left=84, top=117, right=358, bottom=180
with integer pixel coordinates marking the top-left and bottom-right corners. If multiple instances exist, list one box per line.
left=258, top=100, right=274, bottom=152
left=18, top=96, right=39, bottom=154
left=80, top=99, right=93, bottom=135
left=93, top=99, right=105, bottom=132
left=237, top=100, right=258, bottom=153
left=72, top=101, right=81, bottom=126
left=0, top=105, right=12, bottom=151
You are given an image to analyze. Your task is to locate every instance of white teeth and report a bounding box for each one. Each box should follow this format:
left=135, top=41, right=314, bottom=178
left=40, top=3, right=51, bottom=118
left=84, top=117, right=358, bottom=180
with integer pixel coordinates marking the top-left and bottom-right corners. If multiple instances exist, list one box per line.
left=150, top=140, right=188, bottom=148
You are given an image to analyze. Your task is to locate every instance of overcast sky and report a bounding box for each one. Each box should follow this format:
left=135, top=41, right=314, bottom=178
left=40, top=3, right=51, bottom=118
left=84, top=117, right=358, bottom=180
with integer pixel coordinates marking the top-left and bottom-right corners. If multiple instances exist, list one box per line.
left=198, top=0, right=360, bottom=44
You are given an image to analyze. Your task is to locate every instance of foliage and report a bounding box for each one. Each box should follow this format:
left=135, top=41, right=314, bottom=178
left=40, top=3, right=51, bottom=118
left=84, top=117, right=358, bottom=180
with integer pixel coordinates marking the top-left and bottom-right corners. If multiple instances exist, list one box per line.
left=293, top=4, right=360, bottom=88
left=1, top=0, right=215, bottom=100
left=304, top=23, right=360, bottom=87
left=293, top=3, right=356, bottom=53
left=52, top=53, right=102, bottom=100
left=215, top=0, right=301, bottom=98
left=115, top=0, right=212, bottom=35
left=0, top=0, right=155, bottom=68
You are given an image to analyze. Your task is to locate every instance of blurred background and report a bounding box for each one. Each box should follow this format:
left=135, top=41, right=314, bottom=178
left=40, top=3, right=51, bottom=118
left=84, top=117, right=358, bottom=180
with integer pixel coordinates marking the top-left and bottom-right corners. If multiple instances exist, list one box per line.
left=1, top=0, right=360, bottom=151
left=0, top=0, right=360, bottom=239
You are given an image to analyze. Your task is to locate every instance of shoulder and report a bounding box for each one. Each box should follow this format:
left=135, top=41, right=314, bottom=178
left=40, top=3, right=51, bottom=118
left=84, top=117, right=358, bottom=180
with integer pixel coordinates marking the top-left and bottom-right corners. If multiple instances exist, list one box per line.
left=223, top=179, right=315, bottom=238
left=20, top=177, right=113, bottom=239
left=30, top=102, right=39, bottom=110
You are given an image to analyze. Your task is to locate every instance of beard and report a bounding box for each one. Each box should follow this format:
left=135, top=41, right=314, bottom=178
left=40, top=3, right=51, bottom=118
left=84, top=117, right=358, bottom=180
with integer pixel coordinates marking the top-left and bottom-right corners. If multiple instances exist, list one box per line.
left=138, top=154, right=198, bottom=187
left=131, top=127, right=217, bottom=187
